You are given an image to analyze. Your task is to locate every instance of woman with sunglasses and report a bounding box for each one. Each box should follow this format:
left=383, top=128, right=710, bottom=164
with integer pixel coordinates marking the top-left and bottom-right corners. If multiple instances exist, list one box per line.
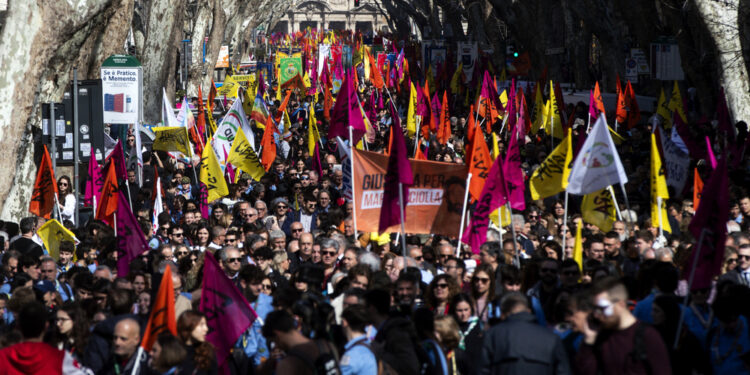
left=471, top=263, right=500, bottom=327
left=57, top=176, right=76, bottom=225
left=426, top=274, right=461, bottom=316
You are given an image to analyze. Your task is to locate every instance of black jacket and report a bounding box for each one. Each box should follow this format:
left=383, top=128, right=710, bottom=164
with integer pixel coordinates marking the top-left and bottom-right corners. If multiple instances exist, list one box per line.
left=373, top=315, right=421, bottom=375
left=478, top=312, right=571, bottom=375
left=718, top=268, right=750, bottom=287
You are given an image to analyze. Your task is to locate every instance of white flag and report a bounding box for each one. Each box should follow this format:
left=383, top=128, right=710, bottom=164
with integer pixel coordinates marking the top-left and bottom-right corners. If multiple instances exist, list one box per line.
left=567, top=116, right=628, bottom=195
left=212, top=93, right=254, bottom=164
left=162, top=88, right=179, bottom=127
left=152, top=177, right=163, bottom=235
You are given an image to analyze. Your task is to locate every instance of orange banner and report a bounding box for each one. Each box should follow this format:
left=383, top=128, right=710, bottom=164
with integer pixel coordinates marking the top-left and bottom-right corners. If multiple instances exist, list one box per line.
left=353, top=149, right=468, bottom=236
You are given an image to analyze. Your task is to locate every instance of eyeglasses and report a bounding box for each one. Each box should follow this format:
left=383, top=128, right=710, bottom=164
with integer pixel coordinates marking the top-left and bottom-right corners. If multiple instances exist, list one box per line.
left=261, top=284, right=273, bottom=290
left=727, top=258, right=738, bottom=264
left=177, top=251, right=189, bottom=256
left=172, top=233, right=183, bottom=237
left=322, top=251, right=337, bottom=256
left=435, top=283, right=449, bottom=289
left=58, top=182, right=68, bottom=186
left=528, top=215, right=538, bottom=219
left=292, top=228, right=303, bottom=233
left=277, top=205, right=288, bottom=209
left=227, top=257, right=242, bottom=263
left=226, top=238, right=237, bottom=242
left=474, top=277, right=490, bottom=284
left=160, top=226, right=170, bottom=231
left=415, top=256, right=423, bottom=260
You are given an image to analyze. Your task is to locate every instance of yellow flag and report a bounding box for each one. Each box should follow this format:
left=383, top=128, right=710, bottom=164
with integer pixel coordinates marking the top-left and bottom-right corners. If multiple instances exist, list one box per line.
left=667, top=80, right=687, bottom=123
left=573, top=223, right=583, bottom=271
left=426, top=66, right=436, bottom=96
left=302, top=72, right=311, bottom=89
left=37, top=219, right=78, bottom=260
left=308, top=107, right=321, bottom=157
left=581, top=187, right=617, bottom=232
left=499, top=90, right=509, bottom=111
left=490, top=205, right=512, bottom=228
left=650, top=133, right=672, bottom=233
left=498, top=67, right=507, bottom=83
left=283, top=110, right=292, bottom=133
left=492, top=132, right=501, bottom=160
left=656, top=88, right=672, bottom=128
left=217, top=75, right=239, bottom=98
left=227, top=128, right=265, bottom=182
left=609, top=125, right=624, bottom=145
left=531, top=82, right=545, bottom=134
left=406, top=82, right=418, bottom=137
left=362, top=46, right=371, bottom=81
left=529, top=128, right=572, bottom=200
left=544, top=81, right=564, bottom=139
left=242, top=89, right=254, bottom=118
left=152, top=126, right=192, bottom=157
left=200, top=145, right=229, bottom=202
left=450, top=63, right=464, bottom=94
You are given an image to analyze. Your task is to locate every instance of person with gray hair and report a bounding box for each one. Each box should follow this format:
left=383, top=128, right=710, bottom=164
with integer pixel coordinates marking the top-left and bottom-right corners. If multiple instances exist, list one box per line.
left=511, top=214, right=536, bottom=258
left=319, top=237, right=341, bottom=283
left=357, top=251, right=380, bottom=272
left=269, top=230, right=286, bottom=251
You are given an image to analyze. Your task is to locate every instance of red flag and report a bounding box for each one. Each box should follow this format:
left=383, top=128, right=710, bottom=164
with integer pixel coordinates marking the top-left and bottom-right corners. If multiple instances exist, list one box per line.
left=430, top=93, right=441, bottom=133
left=693, top=168, right=704, bottom=211
left=140, top=266, right=177, bottom=351
left=323, top=87, right=333, bottom=122
left=275, top=90, right=292, bottom=123
left=466, top=105, right=477, bottom=150
left=625, top=81, right=640, bottom=129
left=260, top=117, right=277, bottom=171
left=208, top=80, right=217, bottom=111
left=476, top=71, right=501, bottom=123
left=200, top=251, right=257, bottom=370
left=197, top=86, right=207, bottom=138
left=29, top=145, right=58, bottom=219
left=464, top=155, right=508, bottom=253
left=115, top=190, right=148, bottom=277
left=379, top=102, right=414, bottom=233
left=593, top=81, right=606, bottom=117
left=414, top=144, right=428, bottom=160
left=95, top=162, right=119, bottom=224
left=312, top=143, right=324, bottom=178
left=367, top=50, right=384, bottom=89
left=685, top=157, right=729, bottom=289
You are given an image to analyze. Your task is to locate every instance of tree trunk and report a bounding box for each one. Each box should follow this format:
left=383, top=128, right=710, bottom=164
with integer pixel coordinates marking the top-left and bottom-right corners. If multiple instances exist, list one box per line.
left=0, top=0, right=132, bottom=221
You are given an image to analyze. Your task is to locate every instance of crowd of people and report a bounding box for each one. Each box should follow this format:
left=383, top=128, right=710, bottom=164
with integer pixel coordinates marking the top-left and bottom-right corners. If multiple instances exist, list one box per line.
left=1, top=38, right=750, bottom=375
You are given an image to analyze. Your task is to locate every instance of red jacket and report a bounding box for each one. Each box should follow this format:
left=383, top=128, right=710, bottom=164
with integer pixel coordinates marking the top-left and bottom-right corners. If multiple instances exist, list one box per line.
left=0, top=341, right=88, bottom=375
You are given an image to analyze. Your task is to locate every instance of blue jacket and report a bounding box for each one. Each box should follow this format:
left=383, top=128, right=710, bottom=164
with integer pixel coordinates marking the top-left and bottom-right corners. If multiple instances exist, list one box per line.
left=237, top=293, right=274, bottom=366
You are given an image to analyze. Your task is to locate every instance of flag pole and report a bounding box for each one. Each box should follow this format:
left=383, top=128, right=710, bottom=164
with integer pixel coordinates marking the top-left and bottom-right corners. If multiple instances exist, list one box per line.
left=131, top=346, right=144, bottom=375
left=456, top=173, right=473, bottom=258
left=619, top=183, right=633, bottom=223
left=657, top=196, right=664, bottom=239
left=608, top=185, right=623, bottom=221
left=561, top=191, right=569, bottom=260
left=507, top=202, right=520, bottom=267
left=550, top=115, right=555, bottom=150
left=113, top=212, right=118, bottom=237
left=125, top=180, right=133, bottom=212
left=674, top=228, right=707, bottom=350
left=398, top=182, right=407, bottom=258
left=349, top=126, right=358, bottom=236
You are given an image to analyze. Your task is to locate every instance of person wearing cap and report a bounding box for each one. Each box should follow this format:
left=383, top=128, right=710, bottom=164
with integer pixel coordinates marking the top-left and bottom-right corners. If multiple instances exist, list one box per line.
left=269, top=197, right=293, bottom=235
left=176, top=176, right=194, bottom=200
left=280, top=131, right=292, bottom=159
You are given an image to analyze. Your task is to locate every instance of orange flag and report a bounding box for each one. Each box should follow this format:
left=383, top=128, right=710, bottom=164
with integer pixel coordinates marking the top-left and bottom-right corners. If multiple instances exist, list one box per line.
left=415, top=144, right=428, bottom=160
left=438, top=91, right=451, bottom=145
left=29, top=145, right=58, bottom=219
left=323, top=88, right=333, bottom=122
left=367, top=50, right=384, bottom=89
left=275, top=90, right=292, bottom=123
left=260, top=117, right=277, bottom=171
left=468, top=130, right=493, bottom=202
left=95, top=162, right=119, bottom=223
left=465, top=105, right=477, bottom=162
left=140, top=266, right=177, bottom=351
left=625, top=81, right=640, bottom=129
left=615, top=76, right=628, bottom=124
left=693, top=168, right=704, bottom=211
left=593, top=81, right=606, bottom=117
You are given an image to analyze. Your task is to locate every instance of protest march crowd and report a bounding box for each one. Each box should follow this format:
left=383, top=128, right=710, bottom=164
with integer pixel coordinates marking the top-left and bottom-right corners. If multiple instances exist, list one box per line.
left=1, top=29, right=749, bottom=375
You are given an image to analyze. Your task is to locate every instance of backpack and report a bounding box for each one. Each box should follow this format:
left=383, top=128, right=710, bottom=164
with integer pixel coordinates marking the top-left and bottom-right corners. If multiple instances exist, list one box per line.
left=286, top=340, right=342, bottom=375
left=353, top=340, right=399, bottom=375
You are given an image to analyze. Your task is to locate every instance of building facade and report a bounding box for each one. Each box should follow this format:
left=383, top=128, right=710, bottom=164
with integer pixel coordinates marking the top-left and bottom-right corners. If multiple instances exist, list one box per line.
left=273, top=0, right=391, bottom=34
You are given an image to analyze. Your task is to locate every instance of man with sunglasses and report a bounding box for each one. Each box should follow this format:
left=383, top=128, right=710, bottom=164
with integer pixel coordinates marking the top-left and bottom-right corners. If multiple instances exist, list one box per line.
left=167, top=225, right=187, bottom=246
left=220, top=247, right=243, bottom=282
left=719, top=244, right=750, bottom=287
left=575, top=277, right=671, bottom=375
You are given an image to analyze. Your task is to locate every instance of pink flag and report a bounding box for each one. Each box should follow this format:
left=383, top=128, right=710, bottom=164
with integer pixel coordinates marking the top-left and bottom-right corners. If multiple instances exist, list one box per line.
left=416, top=81, right=429, bottom=117
left=84, top=149, right=103, bottom=206
left=106, top=140, right=128, bottom=180
left=430, top=93, right=441, bottom=132
left=199, top=184, right=210, bottom=219
left=507, top=79, right=517, bottom=132
left=504, top=125, right=525, bottom=210
left=116, top=191, right=148, bottom=277
left=684, top=156, right=728, bottom=289
left=705, top=136, right=717, bottom=169
left=257, top=71, right=266, bottom=95
left=379, top=102, right=414, bottom=233
left=328, top=68, right=366, bottom=143
left=200, top=251, right=257, bottom=370
left=463, top=157, right=508, bottom=253
left=480, top=71, right=504, bottom=111
left=588, top=90, right=598, bottom=120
